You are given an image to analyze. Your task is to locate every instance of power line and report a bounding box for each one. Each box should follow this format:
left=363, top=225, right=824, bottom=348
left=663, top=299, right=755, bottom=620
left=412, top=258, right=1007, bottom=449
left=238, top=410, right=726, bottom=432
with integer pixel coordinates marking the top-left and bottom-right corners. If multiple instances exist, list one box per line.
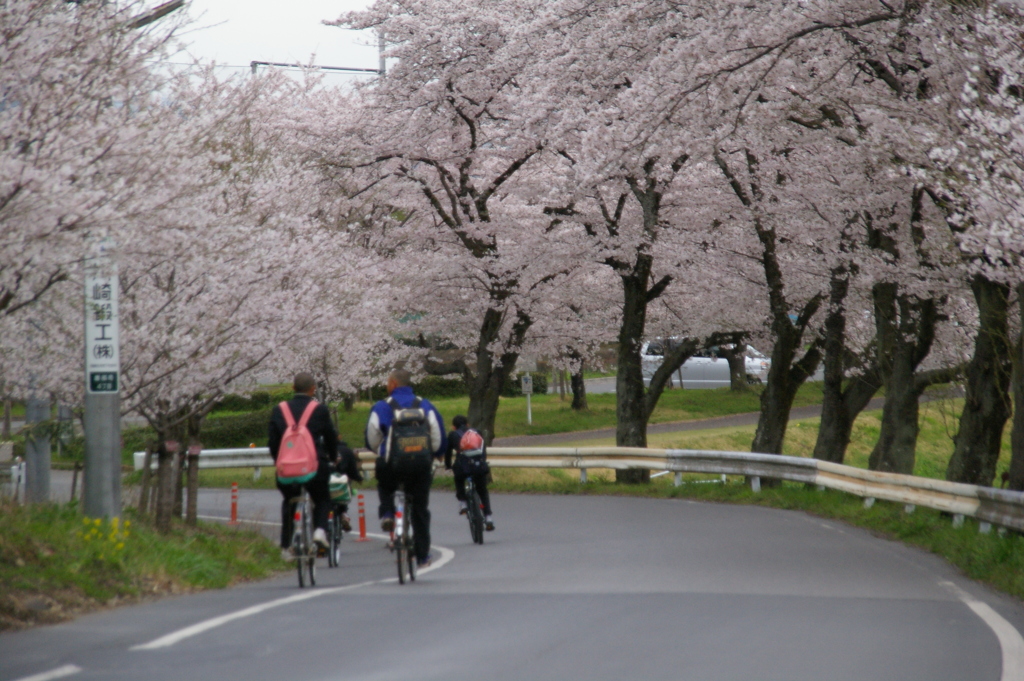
left=250, top=61, right=380, bottom=75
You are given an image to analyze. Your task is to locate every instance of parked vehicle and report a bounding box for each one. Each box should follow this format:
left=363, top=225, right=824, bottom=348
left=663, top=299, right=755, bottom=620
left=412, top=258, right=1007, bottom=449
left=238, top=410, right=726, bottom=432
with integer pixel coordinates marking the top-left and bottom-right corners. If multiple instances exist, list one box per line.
left=640, top=340, right=770, bottom=389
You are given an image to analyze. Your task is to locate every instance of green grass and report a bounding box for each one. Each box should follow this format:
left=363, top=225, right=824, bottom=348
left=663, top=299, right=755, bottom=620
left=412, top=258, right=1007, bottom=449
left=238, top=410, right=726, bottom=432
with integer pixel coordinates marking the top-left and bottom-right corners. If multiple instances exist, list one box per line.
left=0, top=500, right=287, bottom=631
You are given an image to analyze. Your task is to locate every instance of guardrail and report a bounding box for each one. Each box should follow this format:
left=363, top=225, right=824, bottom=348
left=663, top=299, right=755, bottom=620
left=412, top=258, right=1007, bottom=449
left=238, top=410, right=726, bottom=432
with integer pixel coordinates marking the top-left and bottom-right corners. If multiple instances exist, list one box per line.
left=133, top=445, right=1024, bottom=533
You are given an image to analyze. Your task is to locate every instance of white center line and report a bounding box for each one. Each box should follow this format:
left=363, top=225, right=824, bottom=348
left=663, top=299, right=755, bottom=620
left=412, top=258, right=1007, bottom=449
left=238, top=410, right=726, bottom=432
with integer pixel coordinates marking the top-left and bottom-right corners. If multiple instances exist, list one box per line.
left=131, top=540, right=455, bottom=651
left=11, top=664, right=82, bottom=681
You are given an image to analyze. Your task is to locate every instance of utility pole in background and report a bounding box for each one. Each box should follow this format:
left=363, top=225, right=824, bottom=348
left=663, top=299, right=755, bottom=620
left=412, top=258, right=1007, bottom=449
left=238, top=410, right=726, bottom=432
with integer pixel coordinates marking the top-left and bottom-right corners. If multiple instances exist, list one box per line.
left=83, top=238, right=121, bottom=518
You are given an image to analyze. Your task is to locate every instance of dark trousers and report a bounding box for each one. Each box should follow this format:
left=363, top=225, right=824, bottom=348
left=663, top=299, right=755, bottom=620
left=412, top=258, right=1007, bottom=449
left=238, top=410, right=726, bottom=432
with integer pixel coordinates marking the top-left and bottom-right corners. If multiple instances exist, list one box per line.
left=277, top=461, right=332, bottom=549
left=376, top=457, right=433, bottom=562
left=454, top=470, right=492, bottom=516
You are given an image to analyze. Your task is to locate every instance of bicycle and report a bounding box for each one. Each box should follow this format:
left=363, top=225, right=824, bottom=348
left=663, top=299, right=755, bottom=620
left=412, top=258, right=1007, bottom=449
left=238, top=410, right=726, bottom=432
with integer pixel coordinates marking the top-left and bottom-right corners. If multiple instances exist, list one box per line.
left=327, top=473, right=352, bottom=569
left=464, top=475, right=485, bottom=545
left=291, top=489, right=317, bottom=588
left=392, top=486, right=417, bottom=584
left=326, top=507, right=342, bottom=568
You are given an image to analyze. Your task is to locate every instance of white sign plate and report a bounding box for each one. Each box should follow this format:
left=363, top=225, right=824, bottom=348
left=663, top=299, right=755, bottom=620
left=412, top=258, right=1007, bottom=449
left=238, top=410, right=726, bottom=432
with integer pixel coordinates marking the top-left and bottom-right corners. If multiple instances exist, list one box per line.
left=85, top=250, right=120, bottom=393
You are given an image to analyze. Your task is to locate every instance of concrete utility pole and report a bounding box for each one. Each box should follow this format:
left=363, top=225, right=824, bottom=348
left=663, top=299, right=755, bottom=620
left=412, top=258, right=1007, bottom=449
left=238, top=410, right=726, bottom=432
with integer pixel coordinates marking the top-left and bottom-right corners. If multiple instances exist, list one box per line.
left=83, top=238, right=122, bottom=518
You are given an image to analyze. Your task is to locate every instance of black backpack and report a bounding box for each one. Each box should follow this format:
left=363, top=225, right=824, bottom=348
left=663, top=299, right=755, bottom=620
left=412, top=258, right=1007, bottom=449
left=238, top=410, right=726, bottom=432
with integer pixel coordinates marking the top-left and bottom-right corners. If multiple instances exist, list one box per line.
left=384, top=397, right=432, bottom=470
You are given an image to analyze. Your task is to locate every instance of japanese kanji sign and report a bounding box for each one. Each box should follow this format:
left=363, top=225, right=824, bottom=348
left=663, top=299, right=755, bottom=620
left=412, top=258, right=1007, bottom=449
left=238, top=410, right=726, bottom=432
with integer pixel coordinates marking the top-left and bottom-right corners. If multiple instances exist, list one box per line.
left=85, top=242, right=120, bottom=394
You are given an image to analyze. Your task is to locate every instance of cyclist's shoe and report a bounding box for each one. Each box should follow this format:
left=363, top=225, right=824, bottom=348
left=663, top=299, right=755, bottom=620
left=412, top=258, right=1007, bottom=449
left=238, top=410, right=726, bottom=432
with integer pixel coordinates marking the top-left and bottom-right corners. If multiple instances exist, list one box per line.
left=341, top=514, right=352, bottom=532
left=281, top=548, right=295, bottom=561
left=485, top=515, right=495, bottom=531
left=380, top=515, right=395, bottom=533
left=416, top=553, right=433, bottom=568
left=313, top=528, right=329, bottom=549
left=458, top=502, right=468, bottom=515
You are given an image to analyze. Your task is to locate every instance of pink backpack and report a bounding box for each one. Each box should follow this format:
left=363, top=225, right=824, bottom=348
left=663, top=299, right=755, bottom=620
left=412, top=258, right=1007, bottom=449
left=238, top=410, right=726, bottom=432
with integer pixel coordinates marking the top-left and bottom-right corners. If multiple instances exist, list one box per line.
left=275, top=400, right=320, bottom=484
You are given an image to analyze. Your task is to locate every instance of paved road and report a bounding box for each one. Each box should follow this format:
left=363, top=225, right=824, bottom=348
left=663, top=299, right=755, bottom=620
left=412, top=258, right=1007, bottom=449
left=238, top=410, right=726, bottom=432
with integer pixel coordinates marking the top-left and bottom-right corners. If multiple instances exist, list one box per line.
left=3, top=487, right=1023, bottom=681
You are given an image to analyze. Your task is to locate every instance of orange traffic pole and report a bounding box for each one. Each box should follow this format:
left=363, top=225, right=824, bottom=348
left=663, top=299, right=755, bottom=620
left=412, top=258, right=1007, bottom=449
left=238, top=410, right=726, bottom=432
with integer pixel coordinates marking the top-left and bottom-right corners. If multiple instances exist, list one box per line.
left=228, top=482, right=239, bottom=525
left=356, top=493, right=369, bottom=541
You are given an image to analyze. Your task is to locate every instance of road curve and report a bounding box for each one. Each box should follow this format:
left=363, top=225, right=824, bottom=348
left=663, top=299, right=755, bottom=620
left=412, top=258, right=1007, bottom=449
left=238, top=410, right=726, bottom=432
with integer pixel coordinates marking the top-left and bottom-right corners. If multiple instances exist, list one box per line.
left=2, top=490, right=1023, bottom=681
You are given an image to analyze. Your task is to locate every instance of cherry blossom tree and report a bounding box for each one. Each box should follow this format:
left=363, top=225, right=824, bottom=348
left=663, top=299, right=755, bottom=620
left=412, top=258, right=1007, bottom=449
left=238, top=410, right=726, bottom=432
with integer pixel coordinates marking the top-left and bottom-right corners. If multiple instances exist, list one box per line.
left=925, top=3, right=1024, bottom=487
left=0, top=0, right=186, bottom=325
left=318, top=0, right=587, bottom=442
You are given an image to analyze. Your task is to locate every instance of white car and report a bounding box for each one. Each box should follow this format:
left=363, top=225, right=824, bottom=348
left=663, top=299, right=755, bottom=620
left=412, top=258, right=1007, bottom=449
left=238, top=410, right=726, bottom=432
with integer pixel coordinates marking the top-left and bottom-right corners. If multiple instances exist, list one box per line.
left=640, top=340, right=770, bottom=389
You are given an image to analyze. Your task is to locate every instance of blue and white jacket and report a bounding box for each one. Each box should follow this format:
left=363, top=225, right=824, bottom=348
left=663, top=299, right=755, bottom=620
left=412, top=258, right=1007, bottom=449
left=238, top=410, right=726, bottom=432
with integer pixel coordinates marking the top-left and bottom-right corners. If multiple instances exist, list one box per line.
left=365, top=386, right=447, bottom=460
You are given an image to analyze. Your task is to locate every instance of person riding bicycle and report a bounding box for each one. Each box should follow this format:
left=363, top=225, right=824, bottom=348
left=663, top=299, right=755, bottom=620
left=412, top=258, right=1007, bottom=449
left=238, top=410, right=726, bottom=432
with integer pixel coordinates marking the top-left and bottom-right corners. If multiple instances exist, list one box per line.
left=269, top=372, right=339, bottom=560
left=365, top=369, right=446, bottom=568
left=445, top=415, right=494, bottom=531
left=332, top=440, right=364, bottom=532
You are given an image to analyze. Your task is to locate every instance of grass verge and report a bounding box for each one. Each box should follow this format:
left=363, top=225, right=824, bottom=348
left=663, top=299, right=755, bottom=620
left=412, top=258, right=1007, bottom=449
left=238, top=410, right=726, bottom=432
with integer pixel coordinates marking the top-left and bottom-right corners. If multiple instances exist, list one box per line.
left=0, top=499, right=287, bottom=631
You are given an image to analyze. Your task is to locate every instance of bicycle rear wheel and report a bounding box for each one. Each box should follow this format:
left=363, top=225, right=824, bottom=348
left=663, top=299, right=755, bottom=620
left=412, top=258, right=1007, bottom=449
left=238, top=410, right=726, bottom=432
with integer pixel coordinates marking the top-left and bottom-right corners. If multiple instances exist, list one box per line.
left=328, top=513, right=340, bottom=568
left=396, top=539, right=409, bottom=584
left=469, top=488, right=485, bottom=545
left=307, top=553, right=316, bottom=586
left=407, top=522, right=417, bottom=582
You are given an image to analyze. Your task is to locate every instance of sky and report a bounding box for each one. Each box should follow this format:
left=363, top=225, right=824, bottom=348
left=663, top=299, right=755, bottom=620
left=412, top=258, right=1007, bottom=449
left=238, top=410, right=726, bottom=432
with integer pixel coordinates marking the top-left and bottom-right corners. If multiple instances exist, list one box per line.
left=169, top=0, right=378, bottom=80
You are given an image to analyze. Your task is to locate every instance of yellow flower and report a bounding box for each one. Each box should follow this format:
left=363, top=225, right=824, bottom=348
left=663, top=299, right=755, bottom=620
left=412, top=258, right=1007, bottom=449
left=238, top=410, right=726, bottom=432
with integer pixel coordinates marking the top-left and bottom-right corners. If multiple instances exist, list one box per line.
left=93, top=518, right=102, bottom=527
left=115, top=543, right=125, bottom=551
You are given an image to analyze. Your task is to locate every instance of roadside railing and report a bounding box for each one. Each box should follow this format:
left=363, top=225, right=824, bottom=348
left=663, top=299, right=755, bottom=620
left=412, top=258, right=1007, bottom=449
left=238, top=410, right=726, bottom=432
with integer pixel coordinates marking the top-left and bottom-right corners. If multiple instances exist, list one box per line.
left=133, top=445, right=1024, bottom=534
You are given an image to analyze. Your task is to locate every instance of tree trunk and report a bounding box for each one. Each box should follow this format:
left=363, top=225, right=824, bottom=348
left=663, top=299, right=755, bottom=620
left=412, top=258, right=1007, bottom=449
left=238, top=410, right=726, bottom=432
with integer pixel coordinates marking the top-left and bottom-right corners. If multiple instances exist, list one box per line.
left=748, top=217, right=823, bottom=457
left=138, top=445, right=154, bottom=516
left=185, top=415, right=201, bottom=526
left=868, top=342, right=920, bottom=474
left=2, top=399, right=10, bottom=440
left=1007, top=283, right=1024, bottom=491
left=343, top=394, right=355, bottom=412
left=718, top=344, right=749, bottom=392
left=814, top=262, right=856, bottom=464
left=154, top=436, right=175, bottom=534
left=946, top=276, right=1013, bottom=486
left=570, top=368, right=588, bottom=411
left=869, top=296, right=940, bottom=474
left=172, top=421, right=185, bottom=520
left=465, top=308, right=529, bottom=444
left=615, top=269, right=652, bottom=483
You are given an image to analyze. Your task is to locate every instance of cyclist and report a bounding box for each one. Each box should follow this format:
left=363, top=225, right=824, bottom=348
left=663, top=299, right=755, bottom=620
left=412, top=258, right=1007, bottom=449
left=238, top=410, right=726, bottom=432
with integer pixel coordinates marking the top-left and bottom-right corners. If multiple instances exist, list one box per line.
left=269, top=372, right=338, bottom=560
left=333, top=440, right=364, bottom=531
left=365, top=369, right=446, bottom=568
left=446, top=415, right=494, bottom=530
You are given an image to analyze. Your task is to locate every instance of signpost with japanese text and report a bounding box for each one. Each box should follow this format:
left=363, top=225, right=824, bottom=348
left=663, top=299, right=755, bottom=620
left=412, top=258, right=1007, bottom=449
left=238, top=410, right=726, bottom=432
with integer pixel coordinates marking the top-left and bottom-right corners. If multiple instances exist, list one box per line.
left=83, top=240, right=122, bottom=518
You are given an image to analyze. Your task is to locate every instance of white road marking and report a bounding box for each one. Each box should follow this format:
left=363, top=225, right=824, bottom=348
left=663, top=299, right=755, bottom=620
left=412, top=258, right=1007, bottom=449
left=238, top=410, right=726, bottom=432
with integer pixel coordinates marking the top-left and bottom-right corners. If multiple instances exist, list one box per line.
left=196, top=514, right=279, bottom=527
left=941, top=581, right=1024, bottom=681
left=11, top=664, right=82, bottom=681
left=131, top=536, right=455, bottom=651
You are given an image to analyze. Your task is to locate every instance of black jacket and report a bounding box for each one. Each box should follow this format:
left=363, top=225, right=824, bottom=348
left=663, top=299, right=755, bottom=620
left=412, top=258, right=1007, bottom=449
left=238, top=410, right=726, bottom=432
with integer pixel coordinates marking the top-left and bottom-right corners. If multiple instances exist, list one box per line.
left=268, top=394, right=339, bottom=465
left=336, top=441, right=365, bottom=483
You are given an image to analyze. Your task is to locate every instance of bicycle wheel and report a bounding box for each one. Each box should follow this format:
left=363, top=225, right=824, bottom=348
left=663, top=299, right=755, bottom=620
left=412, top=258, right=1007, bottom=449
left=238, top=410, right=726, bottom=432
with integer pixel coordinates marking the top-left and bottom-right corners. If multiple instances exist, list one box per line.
left=407, top=519, right=417, bottom=582
left=304, top=504, right=316, bottom=586
left=308, top=552, right=316, bottom=586
left=395, top=493, right=409, bottom=584
left=295, top=500, right=307, bottom=588
left=470, top=489, right=485, bottom=545
left=396, top=537, right=409, bottom=584
left=328, top=513, right=340, bottom=568
left=464, top=479, right=477, bottom=542
left=296, top=530, right=306, bottom=588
